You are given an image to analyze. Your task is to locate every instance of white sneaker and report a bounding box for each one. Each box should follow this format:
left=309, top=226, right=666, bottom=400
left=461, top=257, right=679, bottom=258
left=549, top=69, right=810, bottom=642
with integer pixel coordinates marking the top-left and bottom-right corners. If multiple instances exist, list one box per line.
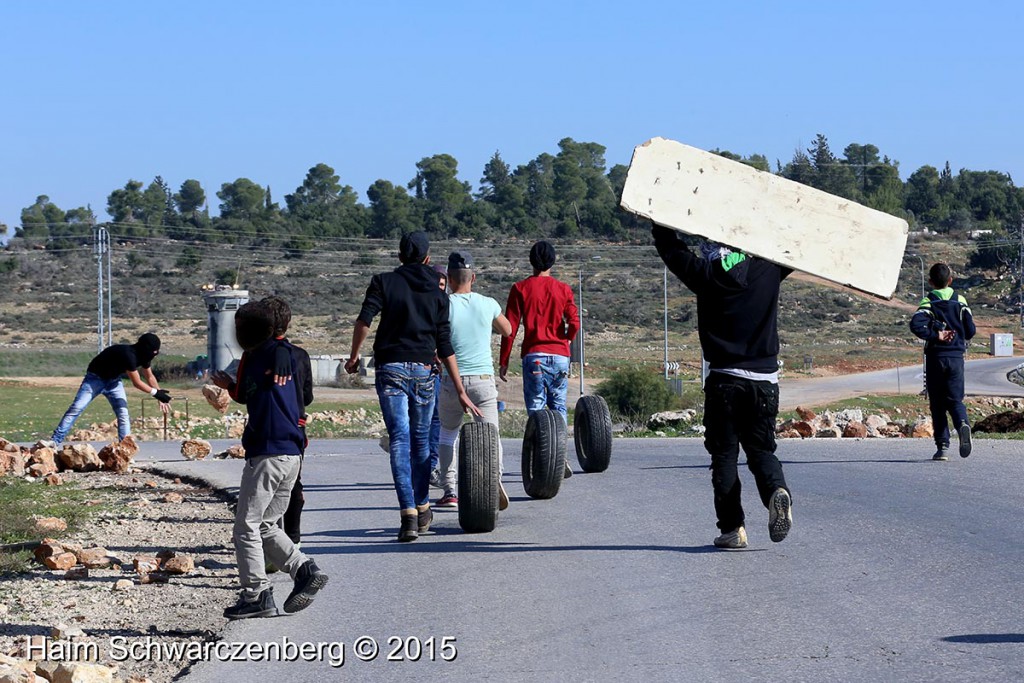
left=713, top=526, right=748, bottom=549
left=768, top=488, right=793, bottom=543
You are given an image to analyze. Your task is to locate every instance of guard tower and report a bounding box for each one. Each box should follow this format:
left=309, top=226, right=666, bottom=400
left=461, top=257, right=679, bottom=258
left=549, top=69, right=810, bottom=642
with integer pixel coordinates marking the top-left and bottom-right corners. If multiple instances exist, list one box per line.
left=201, top=285, right=249, bottom=373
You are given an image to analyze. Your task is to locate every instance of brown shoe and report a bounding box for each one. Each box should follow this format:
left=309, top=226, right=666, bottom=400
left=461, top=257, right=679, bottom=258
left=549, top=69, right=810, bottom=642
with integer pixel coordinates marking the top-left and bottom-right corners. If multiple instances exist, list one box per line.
left=398, top=514, right=418, bottom=542
left=417, top=506, right=433, bottom=533
left=498, top=482, right=509, bottom=511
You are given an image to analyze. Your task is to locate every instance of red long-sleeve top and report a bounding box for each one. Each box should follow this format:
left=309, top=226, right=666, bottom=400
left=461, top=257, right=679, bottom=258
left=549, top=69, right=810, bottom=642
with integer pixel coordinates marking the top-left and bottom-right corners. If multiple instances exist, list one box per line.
left=499, top=275, right=580, bottom=367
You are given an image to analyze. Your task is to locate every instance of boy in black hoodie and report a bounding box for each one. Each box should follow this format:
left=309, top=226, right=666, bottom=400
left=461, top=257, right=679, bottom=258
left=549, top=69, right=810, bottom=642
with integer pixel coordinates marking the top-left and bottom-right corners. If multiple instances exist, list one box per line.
left=910, top=263, right=976, bottom=460
left=653, top=225, right=793, bottom=550
left=346, top=232, right=480, bottom=542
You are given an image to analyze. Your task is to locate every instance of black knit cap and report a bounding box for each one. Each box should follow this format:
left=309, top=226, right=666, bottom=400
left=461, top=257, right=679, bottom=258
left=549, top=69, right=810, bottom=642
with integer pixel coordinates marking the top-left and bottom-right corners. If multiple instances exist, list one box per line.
left=529, top=240, right=556, bottom=271
left=399, top=231, right=430, bottom=264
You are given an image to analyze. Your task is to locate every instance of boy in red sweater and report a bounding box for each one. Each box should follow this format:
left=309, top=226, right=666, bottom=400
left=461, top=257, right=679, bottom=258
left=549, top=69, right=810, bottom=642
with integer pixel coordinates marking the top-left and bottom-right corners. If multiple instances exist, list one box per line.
left=499, top=241, right=579, bottom=476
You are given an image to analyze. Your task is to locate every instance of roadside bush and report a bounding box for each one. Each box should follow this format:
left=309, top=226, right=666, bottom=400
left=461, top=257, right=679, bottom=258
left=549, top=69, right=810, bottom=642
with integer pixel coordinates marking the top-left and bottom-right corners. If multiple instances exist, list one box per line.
left=596, top=367, right=678, bottom=423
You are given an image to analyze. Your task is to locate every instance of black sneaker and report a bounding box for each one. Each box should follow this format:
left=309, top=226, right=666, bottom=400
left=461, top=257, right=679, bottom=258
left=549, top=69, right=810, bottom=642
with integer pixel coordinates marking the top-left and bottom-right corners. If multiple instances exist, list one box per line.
left=224, top=587, right=277, bottom=620
left=932, top=445, right=949, bottom=461
left=768, top=488, right=792, bottom=543
left=398, top=514, right=418, bottom=542
left=418, top=506, right=433, bottom=533
left=283, top=560, right=329, bottom=614
left=958, top=424, right=972, bottom=458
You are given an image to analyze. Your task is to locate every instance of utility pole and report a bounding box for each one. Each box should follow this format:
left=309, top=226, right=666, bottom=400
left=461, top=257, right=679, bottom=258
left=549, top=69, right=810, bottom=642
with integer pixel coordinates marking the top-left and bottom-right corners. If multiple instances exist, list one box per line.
left=663, top=266, right=669, bottom=379
left=94, top=226, right=112, bottom=351
left=1019, top=212, right=1023, bottom=330
left=578, top=267, right=585, bottom=396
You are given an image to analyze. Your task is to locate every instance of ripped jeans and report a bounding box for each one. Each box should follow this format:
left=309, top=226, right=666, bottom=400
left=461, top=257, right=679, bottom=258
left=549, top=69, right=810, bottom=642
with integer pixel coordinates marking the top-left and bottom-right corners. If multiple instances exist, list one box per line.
left=522, top=353, right=570, bottom=424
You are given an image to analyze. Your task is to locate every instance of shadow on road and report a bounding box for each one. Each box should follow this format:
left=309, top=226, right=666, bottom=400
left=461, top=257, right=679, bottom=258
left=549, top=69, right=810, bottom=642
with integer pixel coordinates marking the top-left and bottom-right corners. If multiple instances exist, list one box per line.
left=943, top=634, right=1024, bottom=644
left=300, top=533, right=736, bottom=555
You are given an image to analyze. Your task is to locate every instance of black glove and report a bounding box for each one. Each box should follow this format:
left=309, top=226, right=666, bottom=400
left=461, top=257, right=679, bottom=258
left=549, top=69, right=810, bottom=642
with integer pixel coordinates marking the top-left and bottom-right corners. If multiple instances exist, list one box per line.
left=274, top=344, right=293, bottom=380
left=154, top=389, right=172, bottom=404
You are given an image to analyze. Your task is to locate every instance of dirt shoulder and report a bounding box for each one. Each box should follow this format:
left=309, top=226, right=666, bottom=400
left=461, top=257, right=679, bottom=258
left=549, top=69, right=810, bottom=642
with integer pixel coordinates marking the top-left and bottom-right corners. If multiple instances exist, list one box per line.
left=0, top=469, right=236, bottom=683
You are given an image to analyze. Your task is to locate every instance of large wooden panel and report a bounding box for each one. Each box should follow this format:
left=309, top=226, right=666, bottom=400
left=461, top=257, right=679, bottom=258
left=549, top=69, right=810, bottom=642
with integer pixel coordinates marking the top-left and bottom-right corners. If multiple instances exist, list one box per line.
left=620, top=137, right=909, bottom=298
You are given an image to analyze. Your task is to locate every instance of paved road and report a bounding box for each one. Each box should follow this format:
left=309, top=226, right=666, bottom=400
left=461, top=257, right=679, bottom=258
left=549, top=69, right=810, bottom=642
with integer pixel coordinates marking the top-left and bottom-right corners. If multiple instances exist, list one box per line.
left=135, top=437, right=1024, bottom=682
left=781, top=356, right=1024, bottom=409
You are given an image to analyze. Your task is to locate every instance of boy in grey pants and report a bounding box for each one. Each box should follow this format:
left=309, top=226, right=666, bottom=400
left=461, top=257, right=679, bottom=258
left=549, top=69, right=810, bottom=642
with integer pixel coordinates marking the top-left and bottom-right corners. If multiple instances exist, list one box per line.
left=213, top=300, right=328, bottom=619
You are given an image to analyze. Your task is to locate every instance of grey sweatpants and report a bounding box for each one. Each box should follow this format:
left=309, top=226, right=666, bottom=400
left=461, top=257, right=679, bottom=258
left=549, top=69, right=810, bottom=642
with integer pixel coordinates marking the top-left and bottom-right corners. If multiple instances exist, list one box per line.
left=234, top=454, right=308, bottom=601
left=438, top=374, right=502, bottom=496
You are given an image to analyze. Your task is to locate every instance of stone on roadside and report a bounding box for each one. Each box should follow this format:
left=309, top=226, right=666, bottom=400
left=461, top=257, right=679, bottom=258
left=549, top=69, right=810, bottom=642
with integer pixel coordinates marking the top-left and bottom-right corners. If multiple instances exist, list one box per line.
left=97, top=435, right=139, bottom=473
left=162, top=554, right=194, bottom=575
left=50, top=662, right=114, bottom=683
left=26, top=448, right=58, bottom=478
left=43, top=473, right=63, bottom=486
left=34, top=539, right=64, bottom=564
left=75, top=547, right=111, bottom=569
left=796, top=406, right=816, bottom=422
left=161, top=492, right=184, bottom=504
left=792, top=421, right=814, bottom=438
left=137, top=571, right=169, bottom=585
left=32, top=517, right=68, bottom=535
left=180, top=439, right=212, bottom=460
left=202, top=384, right=231, bottom=414
left=843, top=421, right=868, bottom=438
left=112, top=579, right=133, bottom=592
left=57, top=444, right=100, bottom=472
left=0, top=660, right=35, bottom=683
left=815, top=427, right=842, bottom=438
left=132, top=556, right=160, bottom=574
left=51, top=623, right=86, bottom=640
left=646, top=409, right=697, bottom=431
left=224, top=444, right=245, bottom=459
left=911, top=416, right=934, bottom=439
left=63, top=567, right=89, bottom=581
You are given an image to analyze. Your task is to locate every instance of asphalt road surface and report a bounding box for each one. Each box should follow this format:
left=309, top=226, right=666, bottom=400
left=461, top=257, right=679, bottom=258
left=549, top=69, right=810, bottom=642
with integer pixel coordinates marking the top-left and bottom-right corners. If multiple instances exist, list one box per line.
left=137, top=435, right=1024, bottom=683
left=780, top=356, right=1024, bottom=410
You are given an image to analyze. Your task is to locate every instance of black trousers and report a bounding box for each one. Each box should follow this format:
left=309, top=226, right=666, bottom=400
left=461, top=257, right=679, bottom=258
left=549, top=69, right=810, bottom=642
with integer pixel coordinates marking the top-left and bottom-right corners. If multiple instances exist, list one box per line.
left=925, top=355, right=968, bottom=447
left=703, top=373, right=788, bottom=532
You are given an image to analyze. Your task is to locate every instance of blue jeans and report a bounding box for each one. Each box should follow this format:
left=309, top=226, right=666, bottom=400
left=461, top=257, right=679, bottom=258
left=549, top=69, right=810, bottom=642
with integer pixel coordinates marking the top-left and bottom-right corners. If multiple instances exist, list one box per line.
left=375, top=362, right=436, bottom=510
left=429, top=373, right=441, bottom=472
left=522, top=353, right=570, bottom=424
left=52, top=372, right=130, bottom=446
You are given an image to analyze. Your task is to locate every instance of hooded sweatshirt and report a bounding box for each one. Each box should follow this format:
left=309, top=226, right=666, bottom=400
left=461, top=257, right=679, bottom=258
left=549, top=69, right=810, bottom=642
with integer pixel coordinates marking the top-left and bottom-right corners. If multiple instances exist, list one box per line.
left=653, top=226, right=790, bottom=373
left=909, top=287, right=976, bottom=357
left=357, top=262, right=455, bottom=364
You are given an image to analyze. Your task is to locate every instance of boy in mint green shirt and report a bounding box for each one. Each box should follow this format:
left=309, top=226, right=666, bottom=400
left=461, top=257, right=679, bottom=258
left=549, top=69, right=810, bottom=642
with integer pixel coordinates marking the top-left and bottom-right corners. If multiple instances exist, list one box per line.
left=435, top=251, right=513, bottom=509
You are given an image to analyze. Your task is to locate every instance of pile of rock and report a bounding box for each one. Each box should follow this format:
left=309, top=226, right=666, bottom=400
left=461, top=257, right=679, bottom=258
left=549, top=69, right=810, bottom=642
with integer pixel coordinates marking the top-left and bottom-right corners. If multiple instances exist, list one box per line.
left=34, top=539, right=113, bottom=577
left=0, top=437, right=141, bottom=479
left=0, top=653, right=123, bottom=683
left=776, top=406, right=933, bottom=440
left=975, top=411, right=1024, bottom=433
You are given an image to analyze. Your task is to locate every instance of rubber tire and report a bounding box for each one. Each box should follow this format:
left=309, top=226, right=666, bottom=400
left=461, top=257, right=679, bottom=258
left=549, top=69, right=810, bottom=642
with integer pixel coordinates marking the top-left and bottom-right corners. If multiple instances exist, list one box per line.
left=574, top=395, right=612, bottom=473
left=458, top=422, right=500, bottom=533
left=521, top=409, right=566, bottom=499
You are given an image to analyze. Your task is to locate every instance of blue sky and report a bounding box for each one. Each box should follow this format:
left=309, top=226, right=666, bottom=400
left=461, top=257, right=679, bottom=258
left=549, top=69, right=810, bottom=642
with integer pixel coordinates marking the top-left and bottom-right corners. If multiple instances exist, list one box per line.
left=1, top=1, right=1021, bottom=232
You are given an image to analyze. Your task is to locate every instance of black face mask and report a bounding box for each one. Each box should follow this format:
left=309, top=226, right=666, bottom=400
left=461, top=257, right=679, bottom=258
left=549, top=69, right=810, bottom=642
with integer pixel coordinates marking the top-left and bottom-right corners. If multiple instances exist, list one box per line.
left=134, top=334, right=161, bottom=361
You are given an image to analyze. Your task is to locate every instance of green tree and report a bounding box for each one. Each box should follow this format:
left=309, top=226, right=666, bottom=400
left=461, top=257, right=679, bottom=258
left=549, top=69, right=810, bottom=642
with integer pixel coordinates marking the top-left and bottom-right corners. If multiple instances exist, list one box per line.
left=366, top=179, right=417, bottom=239
left=809, top=134, right=857, bottom=199
left=175, top=246, right=203, bottom=273
left=107, top=180, right=145, bottom=225
left=905, top=165, right=942, bottom=225
left=409, top=154, right=472, bottom=237
left=18, top=195, right=65, bottom=239
left=479, top=151, right=530, bottom=234
left=711, top=149, right=771, bottom=172
left=286, top=163, right=368, bottom=238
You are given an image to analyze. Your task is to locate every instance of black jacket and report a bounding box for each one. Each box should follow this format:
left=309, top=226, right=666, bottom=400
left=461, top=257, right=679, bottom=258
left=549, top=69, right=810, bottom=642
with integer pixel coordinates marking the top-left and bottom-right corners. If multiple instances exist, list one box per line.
left=910, top=288, right=976, bottom=357
left=653, top=226, right=790, bottom=373
left=357, top=263, right=454, bottom=365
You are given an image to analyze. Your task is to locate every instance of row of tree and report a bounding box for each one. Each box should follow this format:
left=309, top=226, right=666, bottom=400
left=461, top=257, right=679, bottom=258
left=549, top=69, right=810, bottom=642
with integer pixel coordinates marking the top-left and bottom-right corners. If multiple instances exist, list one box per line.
left=12, top=135, right=1024, bottom=254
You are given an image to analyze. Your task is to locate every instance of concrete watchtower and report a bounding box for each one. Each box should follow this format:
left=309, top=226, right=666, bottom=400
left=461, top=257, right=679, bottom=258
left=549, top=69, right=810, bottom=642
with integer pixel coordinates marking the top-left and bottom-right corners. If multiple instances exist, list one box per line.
left=201, top=285, right=249, bottom=373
